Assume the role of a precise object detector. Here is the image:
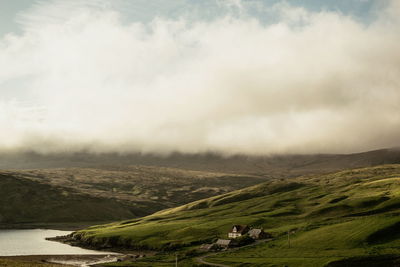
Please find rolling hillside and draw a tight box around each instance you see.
[70,165,400,266]
[0,166,264,227]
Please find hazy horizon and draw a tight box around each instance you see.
[1,0,400,156]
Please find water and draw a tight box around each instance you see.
[0,229,113,256]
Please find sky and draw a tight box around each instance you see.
[0,0,399,155]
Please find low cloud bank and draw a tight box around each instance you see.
[0,0,400,155]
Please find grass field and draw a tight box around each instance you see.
[72,165,400,266]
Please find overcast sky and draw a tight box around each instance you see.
[0,0,399,155]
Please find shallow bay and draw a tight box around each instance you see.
[0,229,111,256]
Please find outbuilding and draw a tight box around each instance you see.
[215,239,237,248]
[248,228,271,240]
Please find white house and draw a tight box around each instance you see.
[228,225,249,238]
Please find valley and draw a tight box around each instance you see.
[0,166,264,227]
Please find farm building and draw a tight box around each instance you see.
[228,225,249,238]
[200,243,217,251]
[248,228,271,239]
[215,239,237,248]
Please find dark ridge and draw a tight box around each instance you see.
[329,195,349,204]
[1,148,400,177]
[308,205,353,217]
[366,222,400,245]
[326,255,400,267]
[347,200,400,217]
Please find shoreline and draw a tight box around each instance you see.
[0,221,117,231]
[1,252,156,266]
[47,234,158,256]
[0,255,120,266]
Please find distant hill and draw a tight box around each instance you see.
[71,164,400,266]
[0,166,264,228]
[1,148,400,178]
[0,173,134,227]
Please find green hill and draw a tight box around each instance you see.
[70,165,400,266]
[0,167,263,228]
[0,173,135,227]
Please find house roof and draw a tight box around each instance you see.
[248,229,263,236]
[230,224,249,233]
[216,239,232,246]
[200,244,214,250]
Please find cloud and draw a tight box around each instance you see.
[0,0,399,155]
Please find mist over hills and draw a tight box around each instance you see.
[1,148,400,178]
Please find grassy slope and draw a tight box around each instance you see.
[0,167,264,226]
[0,174,135,225]
[74,165,400,266]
